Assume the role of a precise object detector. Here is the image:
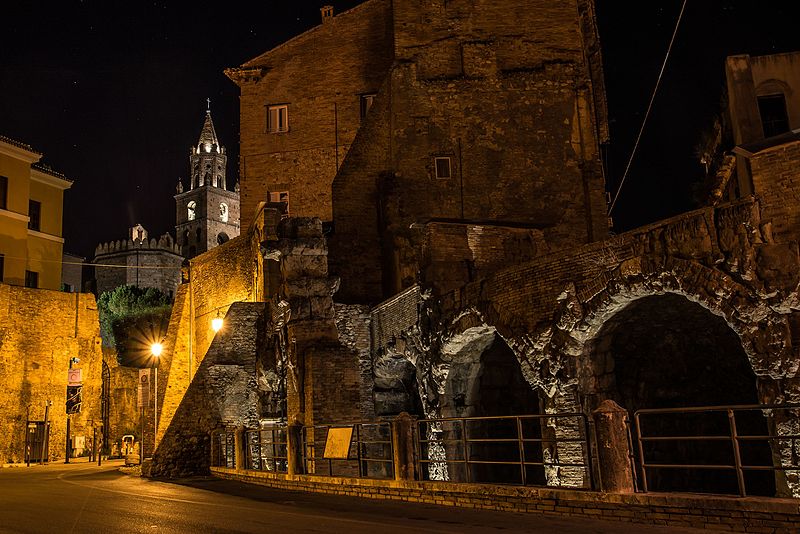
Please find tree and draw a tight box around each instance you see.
[97,285,172,365]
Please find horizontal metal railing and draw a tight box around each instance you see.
[634,403,800,496]
[245,425,288,473]
[211,430,236,468]
[415,413,594,489]
[302,421,394,479]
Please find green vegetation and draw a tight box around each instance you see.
[97,285,172,365]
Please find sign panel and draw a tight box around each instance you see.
[137,384,149,409]
[323,427,354,459]
[67,368,82,386]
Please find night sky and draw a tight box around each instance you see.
[2,1,799,259]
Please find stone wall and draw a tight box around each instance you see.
[214,467,800,534]
[0,284,104,463]
[149,302,265,477]
[750,139,800,245]
[93,234,183,298]
[331,0,609,303]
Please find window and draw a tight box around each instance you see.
[25,270,38,289]
[217,232,230,245]
[434,157,452,180]
[360,94,376,119]
[28,200,41,231]
[196,227,203,244]
[183,230,190,246]
[268,104,289,133]
[0,253,4,282]
[187,201,196,221]
[219,203,229,223]
[0,175,7,210]
[758,94,790,138]
[268,191,290,215]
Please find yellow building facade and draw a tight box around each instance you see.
[0,135,72,290]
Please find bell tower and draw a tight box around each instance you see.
[175,103,240,258]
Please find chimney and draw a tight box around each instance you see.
[321,5,334,23]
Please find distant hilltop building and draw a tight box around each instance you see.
[93,107,240,296]
[0,134,73,290]
[93,224,183,297]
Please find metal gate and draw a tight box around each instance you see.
[25,421,50,463]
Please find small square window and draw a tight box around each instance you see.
[434,157,452,180]
[28,200,41,231]
[25,270,38,289]
[360,94,376,119]
[267,104,289,133]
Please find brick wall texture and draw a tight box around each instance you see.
[229,0,609,303]
[213,467,800,534]
[0,284,104,462]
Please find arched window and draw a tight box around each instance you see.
[183,230,190,246]
[196,227,202,244]
[217,232,230,245]
[187,201,196,221]
[219,202,229,222]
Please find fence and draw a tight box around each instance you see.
[302,421,394,479]
[634,404,800,497]
[245,425,288,473]
[211,429,236,468]
[415,413,594,489]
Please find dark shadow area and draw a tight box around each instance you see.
[591,293,774,496]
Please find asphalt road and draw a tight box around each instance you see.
[0,460,703,533]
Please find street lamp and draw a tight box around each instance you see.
[211,310,224,333]
[150,343,162,455]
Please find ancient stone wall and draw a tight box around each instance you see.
[93,235,183,298]
[228,0,394,228]
[0,284,104,462]
[149,303,265,477]
[331,0,608,302]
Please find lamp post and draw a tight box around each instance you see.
[150,343,162,456]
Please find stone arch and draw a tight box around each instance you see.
[538,258,794,496]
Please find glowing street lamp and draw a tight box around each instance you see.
[211,311,224,333]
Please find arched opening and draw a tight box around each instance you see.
[587,293,774,495]
[217,232,229,245]
[187,201,196,221]
[438,329,544,485]
[196,228,203,244]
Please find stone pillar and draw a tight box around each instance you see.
[592,400,635,493]
[287,422,304,476]
[392,412,416,481]
[234,427,246,471]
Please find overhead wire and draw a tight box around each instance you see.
[608,0,689,216]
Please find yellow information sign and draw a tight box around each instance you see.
[324,427,354,459]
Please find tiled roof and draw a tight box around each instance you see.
[0,134,40,155]
[32,162,73,183]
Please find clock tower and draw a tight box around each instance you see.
[175,106,240,258]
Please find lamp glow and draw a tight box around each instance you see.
[212,316,224,332]
[151,343,163,357]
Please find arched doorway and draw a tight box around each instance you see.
[439,329,544,484]
[586,293,774,495]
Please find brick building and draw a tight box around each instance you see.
[227,0,608,302]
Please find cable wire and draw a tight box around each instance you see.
[608,0,689,216]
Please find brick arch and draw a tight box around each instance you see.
[550,257,792,400]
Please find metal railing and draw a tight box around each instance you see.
[246,425,288,473]
[634,404,800,496]
[302,421,394,479]
[211,429,236,468]
[415,413,594,489]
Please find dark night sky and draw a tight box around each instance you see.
[2,1,799,259]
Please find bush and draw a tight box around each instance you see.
[97,285,172,365]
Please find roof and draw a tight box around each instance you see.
[197,111,221,150]
[32,162,72,183]
[734,129,800,157]
[0,134,40,155]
